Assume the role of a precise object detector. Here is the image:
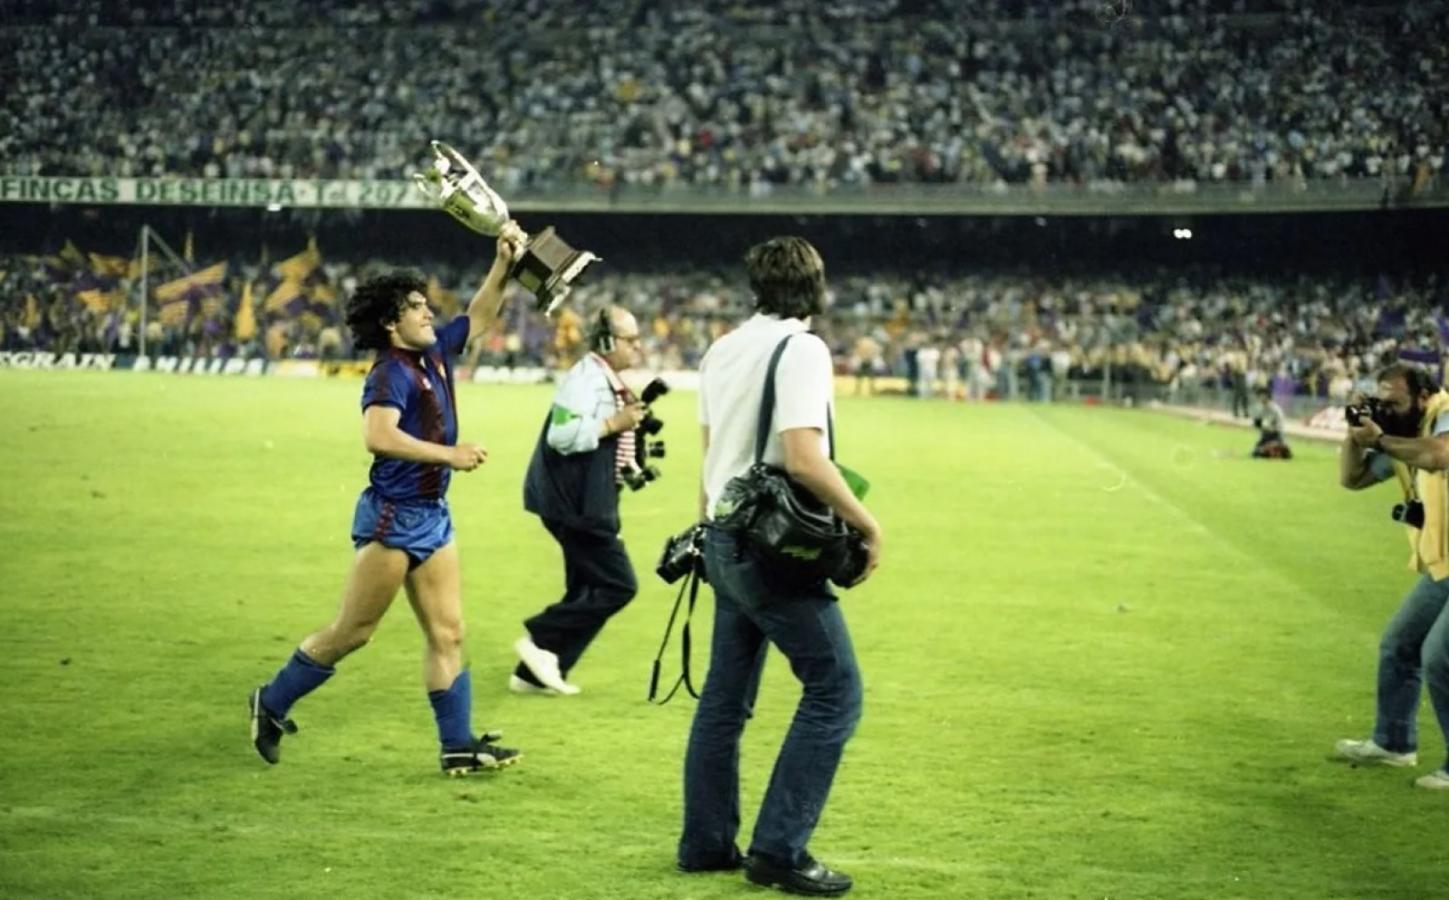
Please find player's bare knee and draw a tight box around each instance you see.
[427,619,465,651]
[335,620,380,654]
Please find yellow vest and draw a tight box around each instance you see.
[1390,390,1449,579]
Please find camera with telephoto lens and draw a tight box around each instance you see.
[1393,500,1426,529]
[621,377,670,491]
[638,377,669,437]
[656,523,704,584]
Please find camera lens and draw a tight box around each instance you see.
[640,378,670,405]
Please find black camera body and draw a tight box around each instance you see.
[621,464,661,491]
[640,378,670,406]
[1345,397,1386,428]
[1393,500,1426,529]
[623,377,670,492]
[657,523,704,584]
[833,531,871,588]
[638,377,669,437]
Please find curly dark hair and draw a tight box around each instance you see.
[346,270,427,350]
[744,236,826,320]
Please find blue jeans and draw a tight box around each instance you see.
[1373,573,1449,766]
[678,528,863,869]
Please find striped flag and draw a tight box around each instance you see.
[263,278,308,316]
[88,252,133,279]
[153,261,227,326]
[272,237,321,284]
[76,288,123,313]
[267,236,334,321]
[153,262,227,304]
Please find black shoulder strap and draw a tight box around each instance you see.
[755,334,835,464]
[755,336,793,463]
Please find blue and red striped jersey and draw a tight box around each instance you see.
[360,316,470,501]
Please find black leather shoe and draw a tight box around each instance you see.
[677,846,744,873]
[744,853,853,896]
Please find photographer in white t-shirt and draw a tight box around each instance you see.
[677,236,881,896]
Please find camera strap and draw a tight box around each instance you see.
[1389,458,1418,501]
[648,564,703,705]
[757,334,835,464]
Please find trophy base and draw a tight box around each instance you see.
[513,226,601,316]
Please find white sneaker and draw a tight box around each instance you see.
[507,674,560,697]
[1333,738,1417,767]
[512,636,580,695]
[1414,769,1449,790]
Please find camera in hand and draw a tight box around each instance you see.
[1393,499,1426,529]
[1347,395,1426,440]
[832,530,871,587]
[638,378,669,437]
[621,377,670,492]
[1344,397,1385,428]
[657,523,704,584]
[621,464,660,491]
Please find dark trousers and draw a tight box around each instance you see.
[520,517,637,679]
[1252,430,1291,458]
[678,527,863,869]
[1231,375,1250,417]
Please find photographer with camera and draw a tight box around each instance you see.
[676,236,881,896]
[1250,386,1291,459]
[1335,362,1449,790]
[514,305,647,696]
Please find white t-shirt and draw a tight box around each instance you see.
[699,313,834,518]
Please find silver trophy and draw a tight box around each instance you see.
[413,140,600,316]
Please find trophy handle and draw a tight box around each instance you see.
[413,141,510,236]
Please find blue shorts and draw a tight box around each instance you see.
[351,488,454,569]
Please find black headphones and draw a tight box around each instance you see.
[592,307,615,353]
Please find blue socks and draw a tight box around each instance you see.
[259,651,472,751]
[428,669,473,750]
[259,648,335,718]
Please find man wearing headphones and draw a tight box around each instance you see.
[1336,362,1449,791]
[514,306,647,695]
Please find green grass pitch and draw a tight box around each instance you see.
[1,369,1445,899]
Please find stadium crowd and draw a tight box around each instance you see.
[1,0,1444,190]
[3,246,1443,411]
